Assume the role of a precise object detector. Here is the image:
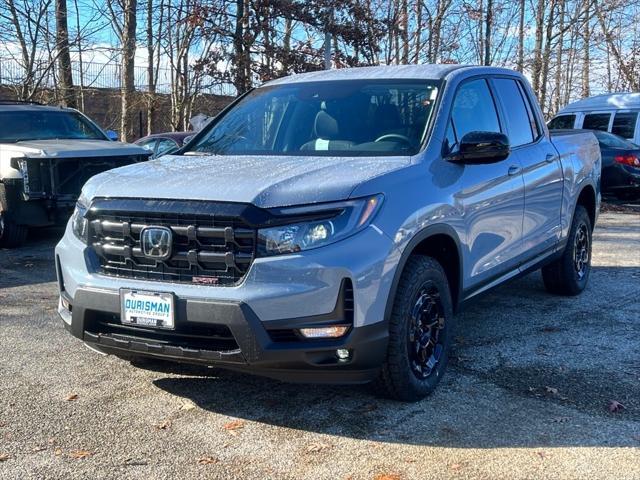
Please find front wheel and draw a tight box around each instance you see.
[375,256,455,402]
[0,214,28,248]
[541,205,592,296]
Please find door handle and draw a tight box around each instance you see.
[508,165,521,176]
[545,153,558,163]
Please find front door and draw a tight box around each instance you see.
[447,78,526,291]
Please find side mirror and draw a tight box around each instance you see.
[447,131,510,164]
[106,130,119,141]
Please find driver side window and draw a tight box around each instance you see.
[450,79,501,142]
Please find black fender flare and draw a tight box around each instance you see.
[383,223,464,325]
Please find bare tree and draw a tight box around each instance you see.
[55,0,75,107]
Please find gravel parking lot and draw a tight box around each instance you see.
[1,206,639,480]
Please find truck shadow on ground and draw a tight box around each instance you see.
[0,227,63,288]
[149,266,640,449]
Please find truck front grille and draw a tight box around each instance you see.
[17,155,148,201]
[88,200,258,285]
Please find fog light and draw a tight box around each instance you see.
[336,349,350,360]
[298,325,349,338]
[61,296,71,311]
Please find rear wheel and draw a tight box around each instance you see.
[375,256,454,402]
[541,205,592,296]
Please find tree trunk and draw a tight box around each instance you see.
[484,0,493,66]
[55,0,75,108]
[581,0,590,98]
[73,0,85,110]
[517,0,525,71]
[121,0,138,141]
[400,0,409,64]
[553,0,566,114]
[146,0,155,135]
[531,0,545,97]
[233,0,251,93]
[539,0,557,111]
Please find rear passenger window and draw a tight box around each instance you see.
[548,114,576,130]
[492,78,534,147]
[582,113,611,131]
[611,112,638,139]
[450,79,500,140]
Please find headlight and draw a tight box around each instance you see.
[71,195,89,244]
[258,195,383,256]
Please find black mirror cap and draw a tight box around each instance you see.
[447,131,511,164]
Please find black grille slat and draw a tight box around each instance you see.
[89,204,257,285]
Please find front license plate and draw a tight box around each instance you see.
[120,289,175,329]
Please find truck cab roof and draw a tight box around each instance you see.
[263,64,523,86]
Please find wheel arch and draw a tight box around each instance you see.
[384,224,463,323]
[575,183,597,230]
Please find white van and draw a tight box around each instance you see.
[548,93,640,144]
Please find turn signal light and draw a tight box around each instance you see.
[299,326,349,338]
[614,154,640,167]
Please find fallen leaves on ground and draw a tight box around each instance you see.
[197,456,218,465]
[374,474,401,480]
[0,453,10,462]
[609,400,625,413]
[306,442,331,453]
[222,420,245,435]
[65,393,78,401]
[154,419,171,430]
[68,449,93,459]
[360,403,378,413]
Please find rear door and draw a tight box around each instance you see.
[491,77,564,259]
[446,78,525,289]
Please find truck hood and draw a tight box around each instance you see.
[83,154,410,208]
[10,139,147,158]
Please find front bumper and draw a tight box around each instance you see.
[55,220,397,383]
[59,287,387,383]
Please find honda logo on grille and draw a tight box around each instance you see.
[141,227,172,260]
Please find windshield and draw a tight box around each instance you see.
[0,110,106,142]
[190,79,440,157]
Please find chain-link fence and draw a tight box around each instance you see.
[0,57,236,97]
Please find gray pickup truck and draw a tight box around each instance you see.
[0,102,150,247]
[56,65,600,401]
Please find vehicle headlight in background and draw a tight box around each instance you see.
[71,195,89,244]
[258,195,383,256]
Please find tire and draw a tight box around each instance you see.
[0,184,28,248]
[375,255,455,402]
[541,205,592,296]
[0,214,28,248]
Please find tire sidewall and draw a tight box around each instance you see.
[390,258,455,399]
[567,206,592,293]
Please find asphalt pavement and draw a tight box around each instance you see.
[0,208,639,480]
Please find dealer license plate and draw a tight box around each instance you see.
[120,289,175,329]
